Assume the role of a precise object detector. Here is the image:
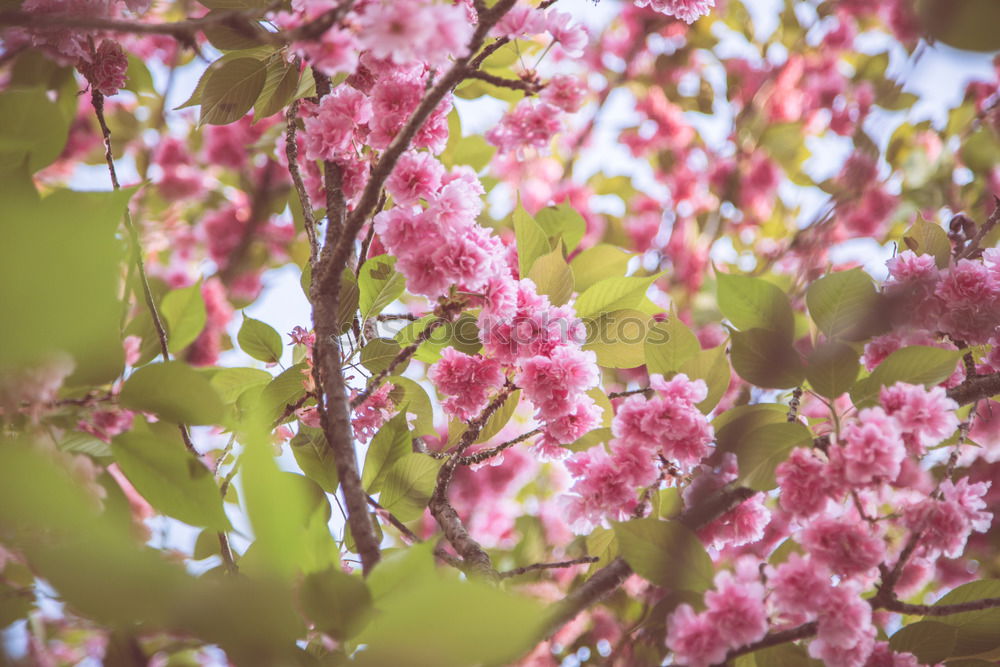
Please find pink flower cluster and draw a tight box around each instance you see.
[634,0,715,24]
[78,39,128,96]
[882,249,1000,345]
[666,565,767,666]
[428,348,505,421]
[562,374,713,530]
[486,100,564,154]
[903,478,992,559]
[492,6,587,56]
[351,382,396,443]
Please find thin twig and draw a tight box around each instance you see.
[284,96,320,269]
[456,427,542,465]
[499,557,599,579]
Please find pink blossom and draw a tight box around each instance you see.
[608,438,660,487]
[880,382,959,455]
[79,39,128,96]
[701,494,770,549]
[665,604,728,667]
[351,383,395,443]
[518,346,599,420]
[78,409,134,443]
[359,0,471,68]
[767,553,832,617]
[493,6,547,38]
[563,447,639,530]
[292,28,358,77]
[302,86,372,161]
[865,642,921,667]
[809,629,875,667]
[703,571,768,648]
[816,582,873,649]
[634,0,715,24]
[429,348,506,422]
[838,407,905,486]
[537,395,603,451]
[386,151,445,206]
[776,447,836,517]
[885,250,938,284]
[544,10,588,57]
[541,75,588,113]
[801,515,885,577]
[486,100,563,154]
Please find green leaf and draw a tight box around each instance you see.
[367,542,437,602]
[735,422,813,491]
[575,273,663,318]
[446,134,496,171]
[253,55,301,120]
[733,643,821,667]
[120,361,225,425]
[613,518,714,592]
[360,337,402,375]
[362,411,412,493]
[359,255,405,320]
[717,272,794,335]
[850,346,963,408]
[0,88,69,172]
[238,315,283,364]
[527,243,574,306]
[889,620,959,664]
[570,244,633,292]
[209,367,272,403]
[585,527,618,572]
[476,389,520,444]
[299,568,373,641]
[387,376,435,437]
[582,309,651,369]
[806,341,861,399]
[202,11,269,50]
[512,202,550,277]
[678,344,731,413]
[731,328,805,390]
[645,316,701,375]
[930,579,1000,658]
[903,218,952,269]
[378,454,441,522]
[714,404,789,454]
[199,57,268,126]
[161,282,207,354]
[535,204,586,251]
[806,269,879,339]
[355,575,544,667]
[112,429,230,531]
[290,426,338,494]
[258,362,308,424]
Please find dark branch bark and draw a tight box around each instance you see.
[718,622,819,663]
[947,372,1000,406]
[500,557,599,579]
[882,596,1000,616]
[540,486,757,641]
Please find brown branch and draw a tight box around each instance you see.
[428,384,515,581]
[284,96,320,269]
[0,2,351,49]
[882,596,1000,616]
[608,387,653,399]
[500,557,599,579]
[947,371,1000,406]
[463,68,543,94]
[717,622,819,663]
[541,486,757,640]
[456,427,542,466]
[958,196,1000,260]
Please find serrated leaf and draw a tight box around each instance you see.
[378,454,441,522]
[200,57,268,126]
[254,55,301,120]
[889,621,958,664]
[806,341,861,399]
[360,338,402,375]
[259,362,308,424]
[359,255,405,320]
[473,389,520,444]
[645,316,701,375]
[570,244,633,293]
[613,518,714,592]
[290,426,338,494]
[806,269,878,340]
[161,282,207,354]
[850,346,962,408]
[527,243,574,306]
[717,272,794,335]
[238,315,283,364]
[930,579,1000,658]
[735,422,812,491]
[574,273,663,318]
[299,567,373,641]
[535,204,586,251]
[120,361,225,425]
[386,376,435,437]
[512,202,550,277]
[582,309,651,369]
[210,367,273,403]
[362,412,411,493]
[731,328,805,390]
[112,429,230,530]
[202,11,270,50]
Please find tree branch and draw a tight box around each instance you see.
[540,486,757,640]
[947,372,1000,406]
[500,557,599,579]
[284,96,320,269]
[882,596,1000,617]
[718,622,819,663]
[456,427,542,465]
